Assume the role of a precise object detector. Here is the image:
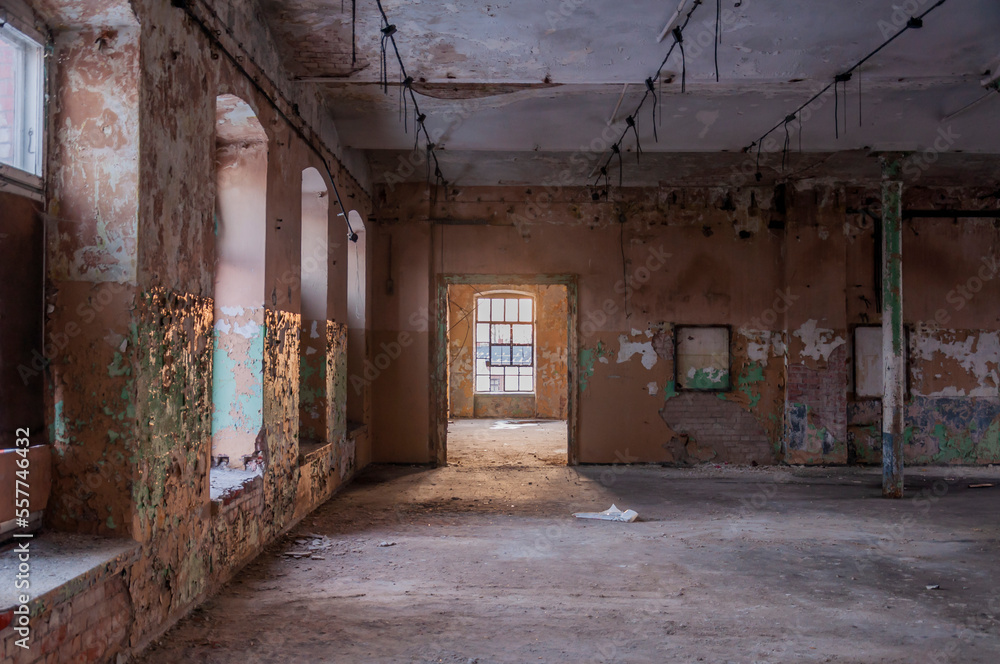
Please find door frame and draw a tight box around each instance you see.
[432,274,579,466]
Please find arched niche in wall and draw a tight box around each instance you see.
[346,210,367,427]
[211,94,268,469]
[299,166,329,449]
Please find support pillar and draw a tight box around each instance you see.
[881,158,904,498]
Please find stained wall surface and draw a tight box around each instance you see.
[370,182,1000,467]
[0,0,373,660]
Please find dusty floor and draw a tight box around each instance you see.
[446,418,567,467]
[136,424,1000,663]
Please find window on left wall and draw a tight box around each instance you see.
[0,22,44,182]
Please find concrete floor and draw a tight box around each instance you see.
[446,418,568,467]
[137,427,1000,663]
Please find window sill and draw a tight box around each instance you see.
[0,164,43,203]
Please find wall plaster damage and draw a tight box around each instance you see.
[2,0,1000,661]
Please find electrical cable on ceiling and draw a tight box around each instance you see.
[351,0,357,65]
[857,64,862,127]
[740,0,949,179]
[674,27,687,94]
[626,115,642,161]
[171,0,360,242]
[375,0,447,190]
[645,77,658,142]
[589,0,706,198]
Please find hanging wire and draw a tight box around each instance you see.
[781,115,792,171]
[674,27,687,93]
[714,0,721,82]
[741,0,948,156]
[176,0,359,242]
[626,116,642,161]
[645,77,658,142]
[375,0,448,188]
[859,67,864,127]
[590,0,704,189]
[351,0,357,65]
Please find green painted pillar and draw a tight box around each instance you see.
[881,158,904,498]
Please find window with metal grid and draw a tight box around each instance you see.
[474,296,534,393]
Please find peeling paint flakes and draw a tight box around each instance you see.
[794,320,845,362]
[646,381,658,396]
[233,320,261,339]
[617,335,658,370]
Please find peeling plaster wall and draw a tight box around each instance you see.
[373,183,789,464]
[44,20,141,537]
[20,0,374,658]
[371,182,1000,467]
[447,283,568,420]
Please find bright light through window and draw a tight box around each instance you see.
[0,23,44,177]
[475,296,534,393]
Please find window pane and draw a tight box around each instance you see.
[505,298,520,322]
[512,346,532,365]
[512,324,532,344]
[477,298,490,322]
[491,324,511,344]
[0,26,44,176]
[505,366,518,376]
[519,376,533,392]
[475,342,489,359]
[490,377,502,392]
[476,323,490,344]
[504,375,518,391]
[490,346,511,365]
[475,358,488,373]
[491,298,504,321]
[476,376,491,392]
[519,299,532,322]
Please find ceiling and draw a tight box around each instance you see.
[261,0,1000,187]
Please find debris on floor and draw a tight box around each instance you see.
[572,504,639,522]
[283,534,334,559]
[377,541,397,547]
[969,483,994,489]
[926,584,940,590]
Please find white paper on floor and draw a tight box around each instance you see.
[572,504,639,522]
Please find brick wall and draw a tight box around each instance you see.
[0,562,132,664]
[786,345,849,462]
[660,393,774,465]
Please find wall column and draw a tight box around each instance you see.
[881,158,904,498]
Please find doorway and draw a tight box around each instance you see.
[434,277,577,466]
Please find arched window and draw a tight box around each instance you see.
[474,293,535,393]
[346,211,366,426]
[211,95,267,469]
[299,167,329,448]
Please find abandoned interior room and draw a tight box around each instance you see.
[1,0,1000,661]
